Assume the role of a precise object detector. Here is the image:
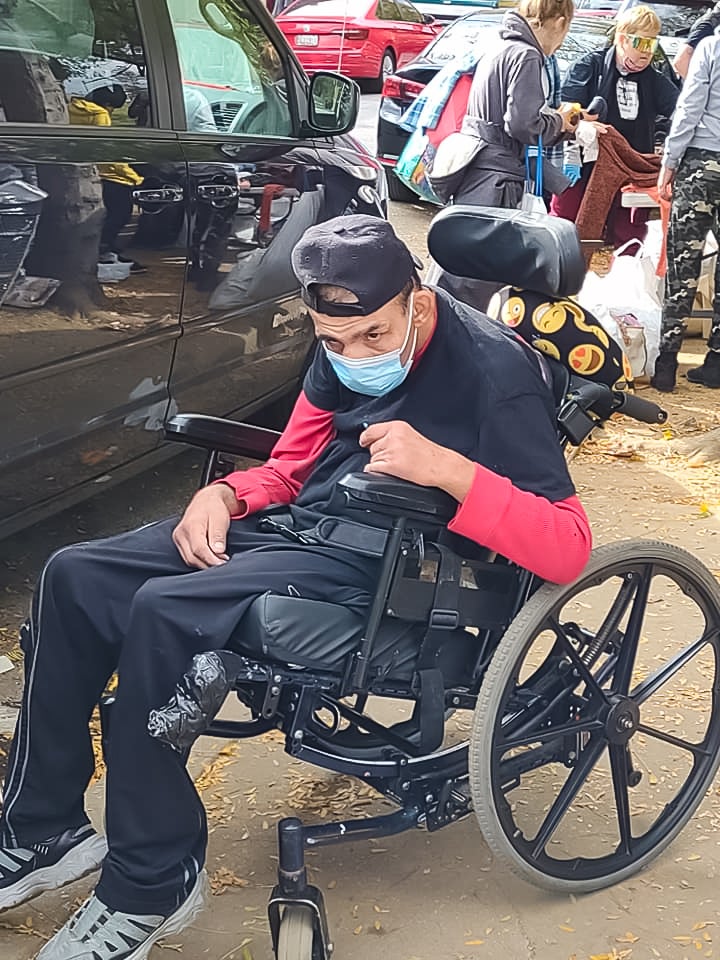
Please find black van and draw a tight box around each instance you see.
[0,0,386,539]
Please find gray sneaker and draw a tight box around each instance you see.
[36,870,207,960]
[0,826,107,913]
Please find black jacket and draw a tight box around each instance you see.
[461,10,568,194]
[561,47,679,154]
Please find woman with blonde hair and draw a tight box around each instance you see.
[550,4,679,247]
[436,0,580,309]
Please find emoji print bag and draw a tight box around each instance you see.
[488,287,629,387]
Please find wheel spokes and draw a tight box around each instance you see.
[637,722,713,759]
[612,565,653,695]
[548,615,610,705]
[530,735,606,858]
[632,628,718,705]
[609,744,633,856]
[592,576,637,663]
[499,717,603,753]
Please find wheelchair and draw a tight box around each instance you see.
[156,208,720,960]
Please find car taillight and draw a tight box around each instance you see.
[332,27,369,39]
[381,75,426,100]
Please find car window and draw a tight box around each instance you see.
[0,0,155,127]
[165,0,293,137]
[376,0,403,20]
[396,1,423,22]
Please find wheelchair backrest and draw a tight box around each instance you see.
[427,206,586,298]
[427,206,625,388]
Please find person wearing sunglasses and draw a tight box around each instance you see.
[550,5,679,247]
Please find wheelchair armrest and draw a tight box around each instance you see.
[165,414,280,459]
[338,472,457,523]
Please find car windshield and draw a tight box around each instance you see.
[282,0,372,16]
[174,23,260,91]
[421,17,503,63]
[575,0,713,37]
[419,13,619,76]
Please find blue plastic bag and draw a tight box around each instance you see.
[394,128,442,205]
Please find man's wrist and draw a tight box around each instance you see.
[433,451,476,503]
[213,482,244,511]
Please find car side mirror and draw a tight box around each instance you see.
[422,14,435,24]
[306,72,359,136]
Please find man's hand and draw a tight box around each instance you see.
[172,484,239,569]
[658,165,674,202]
[359,421,475,502]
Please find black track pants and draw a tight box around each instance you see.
[0,516,377,915]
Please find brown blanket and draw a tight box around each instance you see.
[575,127,660,241]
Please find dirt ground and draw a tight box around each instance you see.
[0,338,718,960]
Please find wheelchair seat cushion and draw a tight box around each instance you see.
[427,205,586,299]
[233,592,423,681]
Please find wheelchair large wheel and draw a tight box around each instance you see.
[276,905,315,960]
[470,540,720,893]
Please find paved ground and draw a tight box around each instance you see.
[1,100,720,960]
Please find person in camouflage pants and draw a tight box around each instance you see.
[653,31,720,392]
[660,149,720,354]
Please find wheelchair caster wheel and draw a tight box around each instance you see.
[277,905,316,960]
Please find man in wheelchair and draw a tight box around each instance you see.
[0,215,593,960]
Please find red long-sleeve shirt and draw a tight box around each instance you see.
[219,391,591,585]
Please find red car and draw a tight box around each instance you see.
[277,0,441,90]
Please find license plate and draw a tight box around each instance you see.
[296,34,318,45]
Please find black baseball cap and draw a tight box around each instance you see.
[291,215,421,317]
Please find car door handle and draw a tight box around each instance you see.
[133,186,185,203]
[197,184,240,200]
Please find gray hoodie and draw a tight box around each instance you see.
[664,32,720,169]
[461,9,567,193]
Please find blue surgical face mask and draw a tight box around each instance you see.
[323,294,417,397]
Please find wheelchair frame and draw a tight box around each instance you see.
[159,365,718,960]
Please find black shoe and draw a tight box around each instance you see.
[115,254,147,274]
[687,350,720,388]
[650,352,678,392]
[0,825,107,913]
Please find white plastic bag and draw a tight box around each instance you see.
[520,191,547,214]
[576,239,661,377]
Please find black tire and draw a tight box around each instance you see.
[365,48,396,93]
[277,905,315,960]
[470,540,720,893]
[386,167,417,203]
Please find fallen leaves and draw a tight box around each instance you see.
[0,916,47,940]
[615,932,640,944]
[209,867,250,896]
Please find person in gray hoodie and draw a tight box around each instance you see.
[651,29,720,392]
[436,0,578,310]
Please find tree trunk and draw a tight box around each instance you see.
[1,51,107,317]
